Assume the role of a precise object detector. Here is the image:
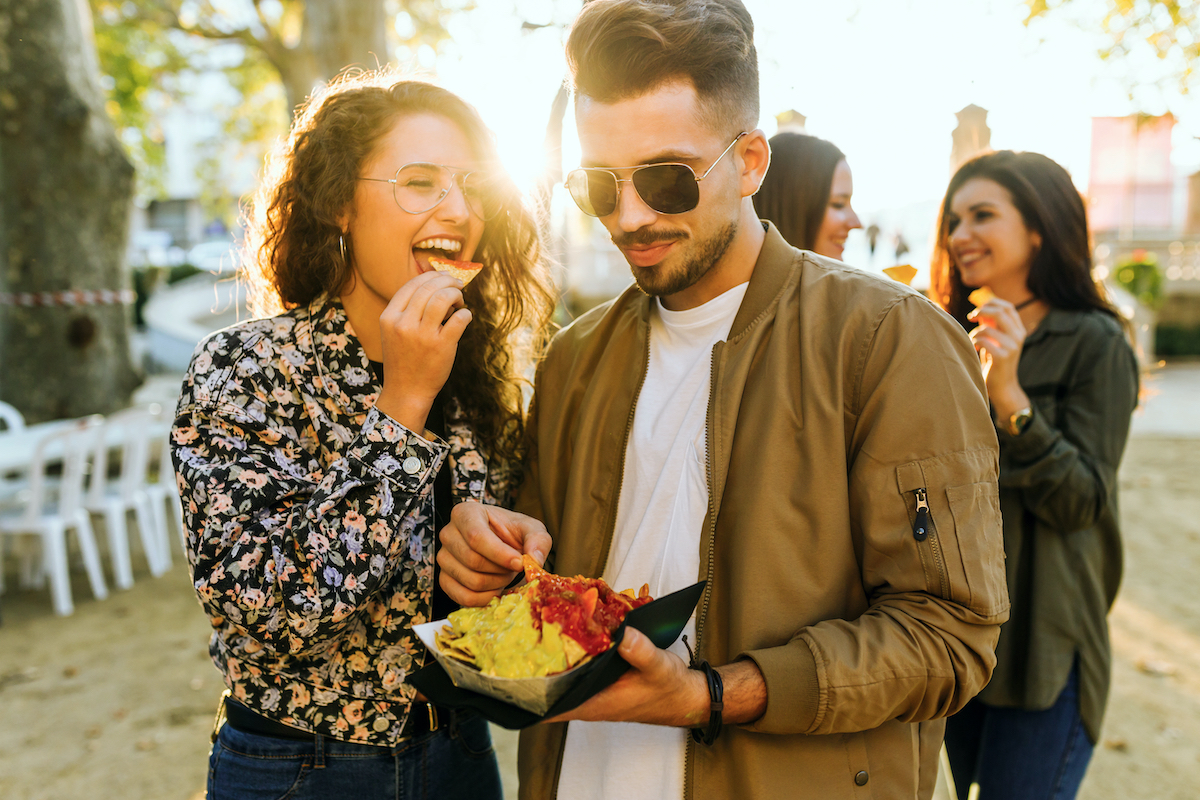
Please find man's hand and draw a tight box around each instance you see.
[438,503,552,606]
[546,629,767,728]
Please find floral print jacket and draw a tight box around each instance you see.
[171,297,517,745]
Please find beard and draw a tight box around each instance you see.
[617,219,738,299]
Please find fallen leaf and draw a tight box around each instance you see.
[1104,738,1129,752]
[63,666,78,678]
[1136,657,1177,677]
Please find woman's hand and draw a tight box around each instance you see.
[375,271,471,434]
[438,503,552,607]
[968,297,1031,423]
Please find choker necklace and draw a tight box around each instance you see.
[1014,297,1038,311]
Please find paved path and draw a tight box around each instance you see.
[1130,362,1200,438]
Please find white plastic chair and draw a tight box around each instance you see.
[0,402,29,509]
[146,429,184,569]
[0,416,109,616]
[84,405,172,588]
[0,401,25,433]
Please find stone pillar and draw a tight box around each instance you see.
[951,105,991,175]
[1186,170,1200,234]
[775,109,807,135]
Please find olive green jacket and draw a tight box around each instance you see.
[515,225,1010,799]
[977,308,1138,743]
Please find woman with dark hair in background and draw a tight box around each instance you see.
[931,150,1138,800]
[752,132,861,259]
[170,71,555,799]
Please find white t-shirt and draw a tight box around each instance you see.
[555,282,749,800]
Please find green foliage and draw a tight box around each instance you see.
[91,0,191,197]
[1114,250,1165,309]
[91,0,473,216]
[1025,0,1199,97]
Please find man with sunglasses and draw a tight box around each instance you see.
[438,1,1008,798]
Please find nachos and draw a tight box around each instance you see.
[434,556,653,679]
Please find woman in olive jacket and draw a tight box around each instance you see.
[931,150,1139,800]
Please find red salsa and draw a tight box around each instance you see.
[528,574,653,657]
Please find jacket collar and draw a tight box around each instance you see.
[624,221,799,336]
[728,222,800,340]
[304,296,378,417]
[1025,307,1086,346]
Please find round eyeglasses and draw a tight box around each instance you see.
[566,133,747,217]
[358,162,501,220]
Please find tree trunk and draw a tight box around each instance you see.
[274,0,390,114]
[0,0,139,423]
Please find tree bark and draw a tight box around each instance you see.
[273,0,390,114]
[0,0,139,423]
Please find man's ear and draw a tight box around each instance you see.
[738,129,770,199]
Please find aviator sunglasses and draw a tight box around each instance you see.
[566,132,747,218]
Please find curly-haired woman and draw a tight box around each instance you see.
[171,72,555,799]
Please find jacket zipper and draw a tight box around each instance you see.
[912,488,949,598]
[684,342,723,800]
[912,488,930,541]
[553,318,652,800]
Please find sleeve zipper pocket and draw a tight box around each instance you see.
[912,487,930,541]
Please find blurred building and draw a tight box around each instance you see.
[1087,113,1200,357]
[127,66,258,268]
[1088,115,1176,234]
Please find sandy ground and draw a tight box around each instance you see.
[1,436,1197,799]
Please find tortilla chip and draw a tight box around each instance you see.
[968,287,995,307]
[562,635,589,669]
[429,255,483,285]
[882,264,917,286]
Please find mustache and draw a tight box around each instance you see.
[611,228,689,248]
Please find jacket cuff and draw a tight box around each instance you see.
[996,406,1056,463]
[737,639,820,734]
[347,407,448,491]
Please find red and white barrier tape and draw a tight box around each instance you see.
[0,289,136,307]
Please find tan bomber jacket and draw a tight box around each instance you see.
[515,225,1009,799]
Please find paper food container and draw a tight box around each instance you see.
[410,580,706,728]
[414,619,589,715]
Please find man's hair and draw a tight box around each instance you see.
[566,0,759,133]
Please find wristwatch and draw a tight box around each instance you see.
[1005,406,1034,437]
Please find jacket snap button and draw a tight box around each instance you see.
[402,456,422,474]
[854,770,869,786]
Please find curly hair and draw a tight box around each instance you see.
[241,71,556,463]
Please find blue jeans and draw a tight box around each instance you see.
[208,711,502,800]
[945,664,1094,800]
